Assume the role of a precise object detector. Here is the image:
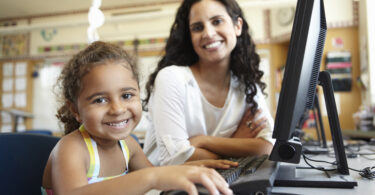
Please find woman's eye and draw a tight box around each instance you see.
[93,97,107,104]
[212,19,223,25]
[191,25,203,32]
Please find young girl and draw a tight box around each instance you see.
[143,0,274,166]
[42,41,234,195]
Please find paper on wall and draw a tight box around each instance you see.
[2,78,13,91]
[15,77,27,91]
[320,93,341,116]
[15,92,27,108]
[17,124,26,132]
[0,124,13,133]
[1,93,13,108]
[2,62,13,76]
[15,62,27,76]
[1,112,12,123]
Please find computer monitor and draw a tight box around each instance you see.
[268,0,357,188]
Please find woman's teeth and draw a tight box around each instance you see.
[205,41,221,49]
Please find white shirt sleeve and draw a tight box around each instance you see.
[149,67,195,165]
[252,86,275,144]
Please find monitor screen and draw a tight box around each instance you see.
[269,0,326,164]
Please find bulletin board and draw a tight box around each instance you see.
[0,60,34,132]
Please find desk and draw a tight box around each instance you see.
[272,144,375,195]
[146,144,375,195]
[1,109,33,132]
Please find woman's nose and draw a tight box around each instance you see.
[202,24,216,38]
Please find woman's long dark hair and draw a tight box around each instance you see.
[144,0,266,114]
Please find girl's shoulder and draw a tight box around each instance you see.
[52,130,87,159]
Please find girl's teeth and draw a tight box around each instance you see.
[108,120,128,127]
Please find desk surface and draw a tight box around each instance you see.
[146,144,375,195]
[272,144,374,195]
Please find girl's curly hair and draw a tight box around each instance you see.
[55,41,138,135]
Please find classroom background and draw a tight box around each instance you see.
[0,0,374,141]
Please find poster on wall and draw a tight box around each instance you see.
[325,51,352,92]
[2,34,28,57]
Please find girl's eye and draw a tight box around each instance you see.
[122,93,133,100]
[93,97,107,104]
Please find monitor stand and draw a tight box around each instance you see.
[274,71,357,188]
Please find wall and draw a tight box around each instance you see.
[0,0,361,134]
[319,27,361,139]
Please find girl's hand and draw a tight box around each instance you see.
[232,109,267,138]
[149,166,233,195]
[184,159,238,169]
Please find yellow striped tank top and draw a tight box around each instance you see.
[79,125,130,184]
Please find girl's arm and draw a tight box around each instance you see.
[56,165,232,195]
[51,133,232,195]
[126,135,153,171]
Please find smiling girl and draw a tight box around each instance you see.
[41,41,233,195]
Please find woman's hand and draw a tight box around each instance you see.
[184,159,238,169]
[189,135,206,148]
[148,165,233,195]
[231,109,267,138]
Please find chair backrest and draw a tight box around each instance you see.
[0,133,59,195]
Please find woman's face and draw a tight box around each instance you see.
[189,0,242,65]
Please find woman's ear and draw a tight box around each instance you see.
[67,101,82,123]
[235,17,243,36]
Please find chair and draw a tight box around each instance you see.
[0,133,60,195]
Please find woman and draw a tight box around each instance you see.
[143,0,274,166]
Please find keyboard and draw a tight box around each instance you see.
[217,154,279,195]
[162,155,279,195]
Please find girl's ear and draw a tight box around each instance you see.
[67,101,82,123]
[235,17,243,36]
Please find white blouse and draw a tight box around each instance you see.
[143,65,274,165]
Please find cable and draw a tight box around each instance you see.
[302,154,375,180]
[349,166,375,180]
[302,154,336,171]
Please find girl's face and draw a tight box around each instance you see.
[72,63,142,142]
[189,0,242,65]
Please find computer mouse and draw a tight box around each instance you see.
[160,184,214,195]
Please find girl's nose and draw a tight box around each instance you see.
[109,100,126,115]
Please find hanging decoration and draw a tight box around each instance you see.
[87,0,105,43]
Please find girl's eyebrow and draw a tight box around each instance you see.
[86,92,106,101]
[121,87,138,92]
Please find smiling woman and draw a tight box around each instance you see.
[143,0,274,166]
